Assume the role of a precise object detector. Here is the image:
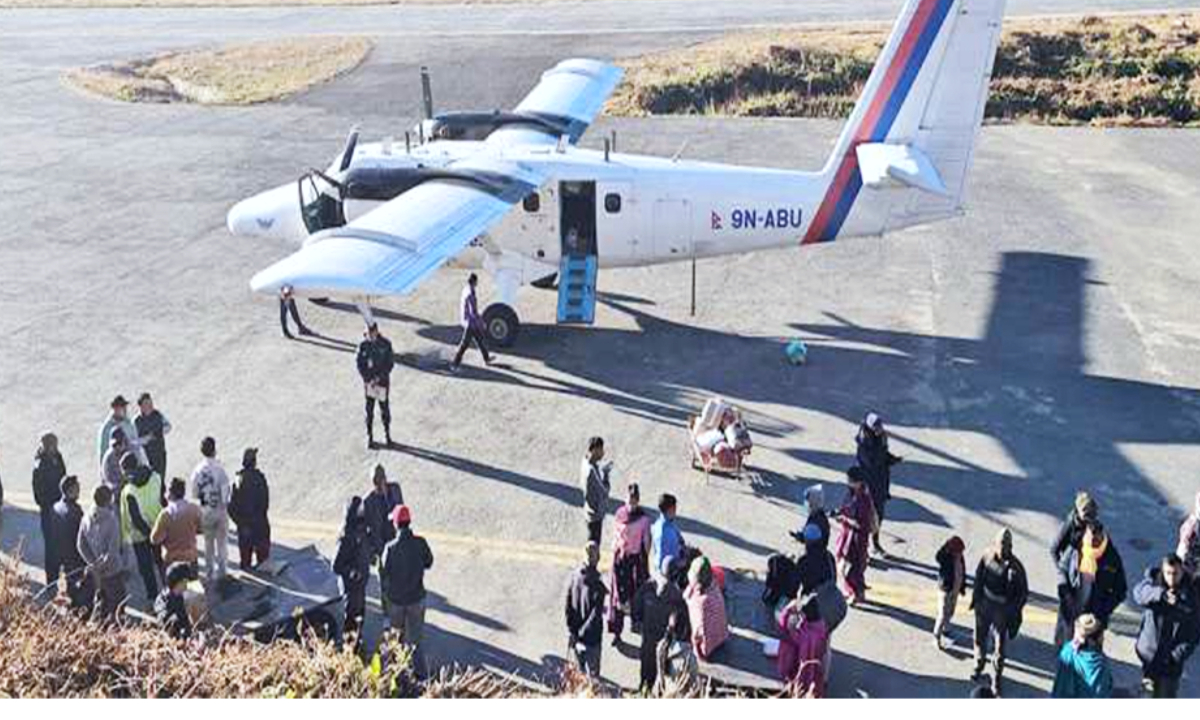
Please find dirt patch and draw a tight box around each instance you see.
[609,13,1200,127]
[63,37,373,106]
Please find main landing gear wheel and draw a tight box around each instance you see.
[483,303,520,348]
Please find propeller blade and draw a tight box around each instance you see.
[339,126,360,172]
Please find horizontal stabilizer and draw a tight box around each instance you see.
[856,143,948,196]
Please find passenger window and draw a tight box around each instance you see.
[523,192,540,213]
[604,193,622,214]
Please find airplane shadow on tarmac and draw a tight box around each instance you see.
[406,252,1200,572]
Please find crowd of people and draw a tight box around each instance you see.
[3,385,1200,699]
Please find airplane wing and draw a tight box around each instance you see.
[491,58,624,146]
[249,157,542,298]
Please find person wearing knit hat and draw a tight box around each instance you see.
[970,526,1028,696]
[1050,490,1100,565]
[933,536,967,650]
[379,503,433,678]
[1051,613,1113,698]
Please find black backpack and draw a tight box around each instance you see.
[762,553,800,606]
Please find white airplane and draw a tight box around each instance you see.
[229,0,1006,348]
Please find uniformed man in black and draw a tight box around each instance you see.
[356,323,395,448]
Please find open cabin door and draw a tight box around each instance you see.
[557,180,598,325]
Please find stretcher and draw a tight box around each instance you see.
[688,398,753,479]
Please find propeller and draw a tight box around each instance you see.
[338,126,360,172]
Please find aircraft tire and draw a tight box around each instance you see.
[483,303,520,348]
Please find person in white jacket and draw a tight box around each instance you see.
[190,436,231,583]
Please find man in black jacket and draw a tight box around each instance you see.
[51,475,92,614]
[32,432,67,592]
[855,412,901,556]
[565,542,609,678]
[633,555,688,694]
[970,527,1028,696]
[356,323,395,448]
[1134,554,1199,698]
[380,505,433,677]
[1055,521,1127,646]
[363,464,403,560]
[1050,491,1098,565]
[229,448,270,570]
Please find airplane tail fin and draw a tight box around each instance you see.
[803,0,1006,244]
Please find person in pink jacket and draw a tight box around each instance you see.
[607,483,652,644]
[778,596,830,697]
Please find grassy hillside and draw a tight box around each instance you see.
[608,13,1200,127]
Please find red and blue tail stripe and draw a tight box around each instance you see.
[802,0,955,245]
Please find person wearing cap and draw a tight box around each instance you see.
[633,554,687,694]
[333,496,372,650]
[1051,491,1099,565]
[580,437,612,545]
[1051,613,1113,698]
[565,542,609,677]
[134,392,172,485]
[450,273,493,372]
[98,395,146,466]
[380,504,434,677]
[1054,521,1127,647]
[855,412,901,557]
[933,536,967,650]
[151,477,202,574]
[356,322,395,449]
[970,527,1028,696]
[100,428,129,495]
[278,284,313,340]
[51,475,92,614]
[190,437,231,583]
[155,561,194,640]
[1133,553,1199,698]
[229,448,271,571]
[77,485,127,624]
[32,432,67,592]
[121,453,164,598]
[834,466,873,605]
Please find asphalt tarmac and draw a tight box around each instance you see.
[2,0,1200,698]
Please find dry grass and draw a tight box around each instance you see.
[608,12,1200,127]
[0,555,741,698]
[63,37,373,106]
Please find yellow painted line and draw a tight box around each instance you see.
[1,493,1060,622]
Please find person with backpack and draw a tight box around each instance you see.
[607,482,652,644]
[934,536,967,650]
[333,497,372,651]
[834,467,873,605]
[229,448,271,570]
[1054,521,1127,647]
[855,412,901,556]
[1133,554,1199,698]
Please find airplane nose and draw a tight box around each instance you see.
[226,183,303,241]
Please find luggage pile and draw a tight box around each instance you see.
[688,397,753,478]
